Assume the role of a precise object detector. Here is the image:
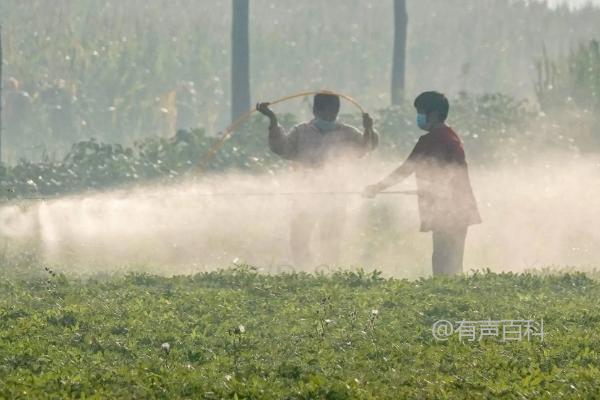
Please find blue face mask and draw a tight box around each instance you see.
[314,117,337,132]
[416,113,428,130]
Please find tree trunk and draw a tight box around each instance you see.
[231,0,250,122]
[391,0,408,106]
[0,27,3,164]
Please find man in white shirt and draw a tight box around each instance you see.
[257,93,378,266]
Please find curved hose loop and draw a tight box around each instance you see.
[196,89,368,173]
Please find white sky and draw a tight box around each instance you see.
[545,0,600,7]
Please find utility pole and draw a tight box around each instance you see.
[0,26,3,164]
[391,0,408,106]
[231,0,251,122]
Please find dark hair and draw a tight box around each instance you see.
[313,93,341,114]
[414,91,449,122]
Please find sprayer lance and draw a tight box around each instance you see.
[0,190,417,204]
[188,190,418,197]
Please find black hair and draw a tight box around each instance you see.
[313,93,341,114]
[414,91,449,122]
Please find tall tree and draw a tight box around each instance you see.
[391,0,408,106]
[231,0,250,122]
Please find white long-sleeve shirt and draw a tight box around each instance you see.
[269,118,378,168]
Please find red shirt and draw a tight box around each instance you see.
[405,125,481,232]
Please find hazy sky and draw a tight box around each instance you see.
[547,0,600,7]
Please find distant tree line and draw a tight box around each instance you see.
[0,0,599,162]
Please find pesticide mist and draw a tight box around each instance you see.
[1,153,598,277]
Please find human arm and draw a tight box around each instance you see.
[363,139,421,198]
[257,102,297,159]
[360,113,379,151]
[363,160,415,198]
[256,102,277,128]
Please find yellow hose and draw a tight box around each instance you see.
[196,90,367,172]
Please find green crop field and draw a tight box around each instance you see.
[1,266,600,399]
[2,1,600,399]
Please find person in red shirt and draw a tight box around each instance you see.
[364,91,481,276]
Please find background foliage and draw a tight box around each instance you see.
[0,91,571,201]
[1,83,594,201]
[1,0,600,160]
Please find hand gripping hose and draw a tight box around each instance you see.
[196,89,367,172]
